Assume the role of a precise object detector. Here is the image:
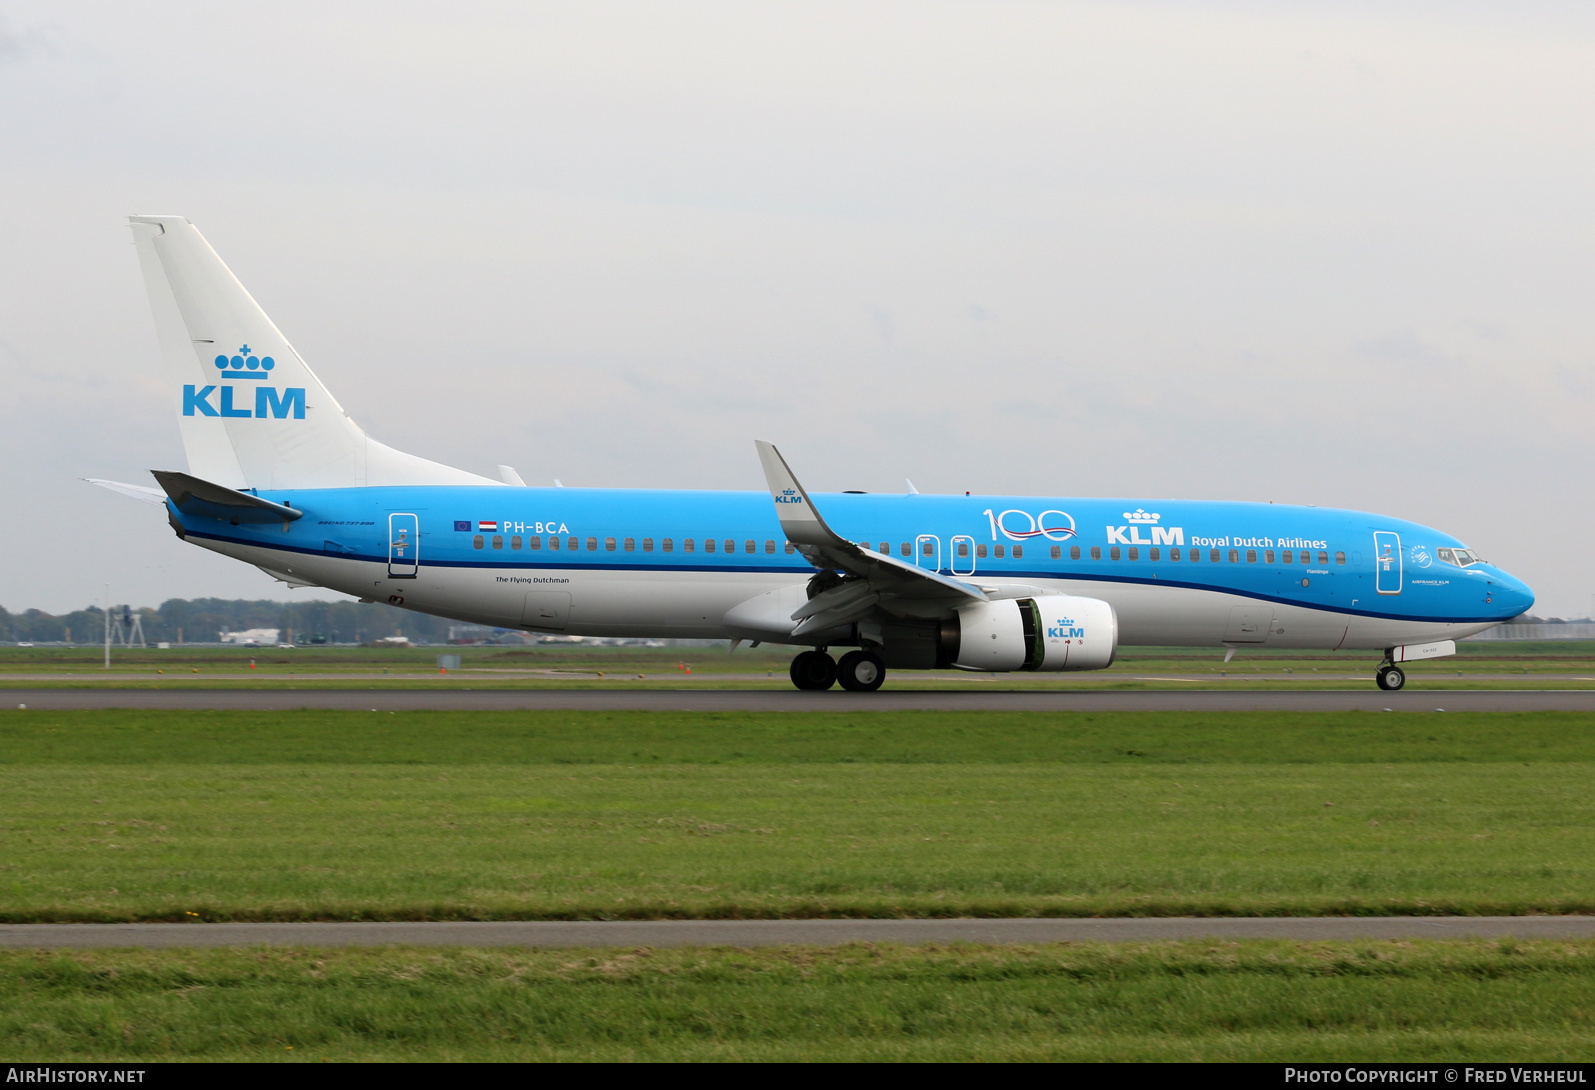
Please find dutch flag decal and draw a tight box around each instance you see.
[478,521,498,532]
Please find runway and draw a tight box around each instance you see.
[7,688,1595,711]
[3,917,1592,948]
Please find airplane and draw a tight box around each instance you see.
[90,216,1534,692]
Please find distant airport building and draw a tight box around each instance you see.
[219,628,280,646]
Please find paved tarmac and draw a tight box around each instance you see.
[7,688,1595,711]
[3,917,1593,948]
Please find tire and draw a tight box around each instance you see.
[837,650,886,692]
[1376,666,1406,692]
[789,650,837,691]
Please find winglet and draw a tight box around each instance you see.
[754,441,842,548]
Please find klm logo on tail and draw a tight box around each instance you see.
[183,345,305,419]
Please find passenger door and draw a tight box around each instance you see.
[915,534,941,574]
[387,513,419,579]
[1374,531,1402,595]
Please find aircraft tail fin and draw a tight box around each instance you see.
[127,216,496,490]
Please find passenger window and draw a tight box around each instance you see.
[1317,551,1328,565]
[977,544,988,558]
[492,535,503,550]
[1170,547,1180,561]
[1149,547,1160,561]
[745,540,755,554]
[473,535,483,549]
[1246,549,1256,563]
[1335,551,1345,565]
[784,542,795,554]
[766,540,776,554]
[704,539,716,553]
[642,538,653,552]
[529,536,541,550]
[511,536,522,550]
[994,544,1005,558]
[624,538,635,552]
[1050,545,1061,559]
[900,543,911,556]
[548,536,560,550]
[1265,550,1275,564]
[1110,546,1120,561]
[957,542,969,557]
[587,537,598,552]
[662,538,673,552]
[1127,547,1138,561]
[725,540,735,554]
[1228,549,1238,563]
[1282,550,1292,564]
[1300,551,1310,565]
[1209,550,1220,563]
[605,537,616,552]
[568,537,578,551]
[1013,545,1023,559]
[1070,546,1081,560]
[1090,546,1101,560]
[684,539,694,553]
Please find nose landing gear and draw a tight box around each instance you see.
[1375,664,1406,691]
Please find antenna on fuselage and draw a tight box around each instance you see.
[905,479,919,494]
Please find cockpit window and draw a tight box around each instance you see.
[1438,547,1481,567]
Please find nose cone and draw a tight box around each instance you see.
[1486,568,1534,619]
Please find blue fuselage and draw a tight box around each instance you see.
[177,486,1533,638]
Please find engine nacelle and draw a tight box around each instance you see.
[944,595,1117,672]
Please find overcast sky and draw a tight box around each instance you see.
[1,1,1591,616]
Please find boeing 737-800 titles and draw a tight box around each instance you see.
[90,217,1533,692]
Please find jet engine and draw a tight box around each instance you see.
[941,595,1117,672]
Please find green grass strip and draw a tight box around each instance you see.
[5,708,1595,764]
[4,940,1592,1061]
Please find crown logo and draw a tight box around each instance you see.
[212,345,276,380]
[1124,508,1160,524]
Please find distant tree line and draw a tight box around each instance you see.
[0,598,461,645]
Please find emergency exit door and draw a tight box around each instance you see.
[388,513,419,579]
[1374,531,1401,595]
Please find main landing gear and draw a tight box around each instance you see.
[789,649,887,692]
[1375,664,1406,692]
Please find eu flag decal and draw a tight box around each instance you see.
[454,521,471,532]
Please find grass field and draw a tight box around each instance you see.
[3,709,1593,921]
[6,940,1593,1061]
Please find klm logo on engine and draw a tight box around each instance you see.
[1047,617,1086,639]
[183,345,305,419]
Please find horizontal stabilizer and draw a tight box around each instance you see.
[84,478,168,507]
[150,470,302,524]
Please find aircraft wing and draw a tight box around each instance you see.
[754,441,986,636]
[150,470,303,525]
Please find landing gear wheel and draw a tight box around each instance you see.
[837,650,886,692]
[1376,665,1406,692]
[789,650,837,691]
